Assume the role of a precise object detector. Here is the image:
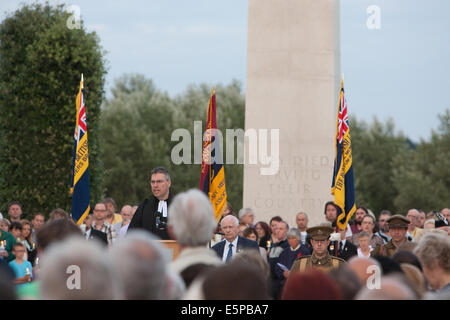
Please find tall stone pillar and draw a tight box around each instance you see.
[244,0,340,228]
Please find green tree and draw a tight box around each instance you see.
[99,74,175,206]
[99,75,245,211]
[393,110,450,212]
[0,4,106,218]
[351,116,410,215]
[173,80,245,211]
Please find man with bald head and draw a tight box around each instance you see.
[356,275,417,300]
[117,205,134,238]
[348,256,381,285]
[406,209,424,240]
[211,215,259,262]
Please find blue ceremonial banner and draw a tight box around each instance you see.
[331,78,356,230]
[70,74,90,225]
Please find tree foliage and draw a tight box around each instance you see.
[392,110,450,212]
[351,111,449,215]
[99,75,245,211]
[0,4,106,218]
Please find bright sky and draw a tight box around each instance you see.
[1,0,449,142]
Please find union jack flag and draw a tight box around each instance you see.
[70,74,91,225]
[331,78,356,230]
[337,91,349,144]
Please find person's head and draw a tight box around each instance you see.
[254,221,270,239]
[0,260,16,300]
[348,256,381,285]
[222,202,235,217]
[49,208,69,221]
[202,262,270,300]
[238,208,255,226]
[357,231,370,251]
[286,228,301,249]
[406,209,420,229]
[40,237,114,299]
[296,212,308,230]
[238,223,247,237]
[230,250,270,280]
[282,270,342,300]
[167,189,216,247]
[400,263,426,299]
[440,208,450,221]
[150,167,171,201]
[324,201,338,223]
[392,250,422,271]
[119,205,133,222]
[269,216,282,234]
[220,215,239,243]
[20,220,32,240]
[307,224,333,256]
[328,266,362,300]
[36,218,83,255]
[12,243,26,260]
[361,215,376,234]
[0,219,10,232]
[417,210,426,228]
[355,207,369,223]
[103,198,117,216]
[372,255,404,276]
[413,233,450,290]
[243,227,258,242]
[110,231,170,299]
[387,215,409,243]
[356,275,416,300]
[31,213,45,231]
[93,202,108,221]
[378,210,391,232]
[423,219,435,230]
[276,221,289,241]
[83,214,93,227]
[7,201,22,221]
[9,222,22,240]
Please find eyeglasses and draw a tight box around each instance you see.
[94,209,107,212]
[151,180,166,185]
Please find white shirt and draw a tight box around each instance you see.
[222,237,239,262]
[357,246,373,258]
[118,223,130,238]
[300,232,307,245]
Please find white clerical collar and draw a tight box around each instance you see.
[158,200,168,217]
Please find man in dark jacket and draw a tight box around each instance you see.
[128,167,174,240]
[211,215,259,261]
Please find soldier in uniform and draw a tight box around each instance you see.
[289,224,346,273]
[371,214,410,258]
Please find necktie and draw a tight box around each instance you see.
[338,241,343,255]
[225,243,233,262]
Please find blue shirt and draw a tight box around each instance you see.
[9,259,33,289]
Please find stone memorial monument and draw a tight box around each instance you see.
[243,0,341,227]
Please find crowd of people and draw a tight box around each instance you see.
[0,166,449,300]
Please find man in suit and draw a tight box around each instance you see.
[328,226,357,261]
[211,215,259,262]
[128,167,174,240]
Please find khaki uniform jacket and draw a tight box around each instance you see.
[371,239,404,258]
[289,253,346,274]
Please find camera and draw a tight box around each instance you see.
[155,211,167,230]
[434,211,449,228]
